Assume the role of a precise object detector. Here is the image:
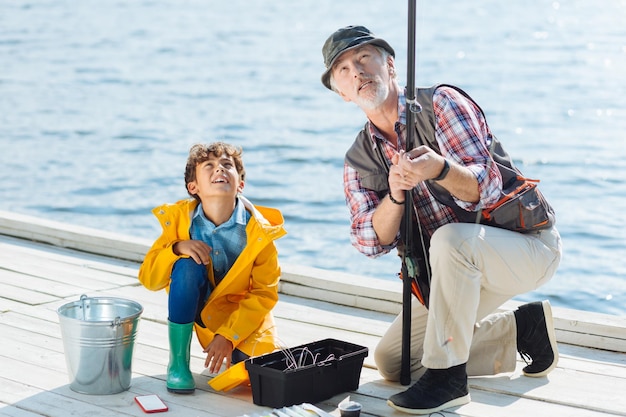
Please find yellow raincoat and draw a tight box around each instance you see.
[138,195,286,357]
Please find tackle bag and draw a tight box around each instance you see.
[426,135,555,234]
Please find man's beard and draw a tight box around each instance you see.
[354,78,389,111]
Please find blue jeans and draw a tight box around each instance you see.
[168,257,248,364]
[168,257,210,325]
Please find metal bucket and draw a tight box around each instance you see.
[57,294,143,395]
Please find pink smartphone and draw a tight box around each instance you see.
[135,394,168,413]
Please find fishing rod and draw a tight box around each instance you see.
[400,0,420,386]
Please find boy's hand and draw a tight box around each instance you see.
[172,240,212,265]
[203,334,234,373]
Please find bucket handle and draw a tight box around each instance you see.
[78,295,123,329]
[79,294,89,321]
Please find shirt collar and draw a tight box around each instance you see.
[366,89,408,146]
[192,196,247,227]
[232,196,248,226]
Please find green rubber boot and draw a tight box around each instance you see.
[166,321,196,394]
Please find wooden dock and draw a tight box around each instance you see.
[1,210,625,416]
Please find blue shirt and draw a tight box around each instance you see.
[189,197,250,284]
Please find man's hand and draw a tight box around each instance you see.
[203,334,234,374]
[173,240,212,265]
[388,153,409,203]
[394,146,480,203]
[393,146,444,187]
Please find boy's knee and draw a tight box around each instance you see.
[174,256,204,269]
[171,257,208,285]
[174,257,206,273]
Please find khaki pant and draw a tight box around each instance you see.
[375,223,562,381]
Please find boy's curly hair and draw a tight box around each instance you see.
[184,142,245,201]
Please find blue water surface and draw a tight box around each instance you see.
[1,0,625,315]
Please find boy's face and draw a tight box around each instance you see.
[186,152,244,202]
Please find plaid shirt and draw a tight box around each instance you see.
[190,196,250,283]
[343,86,502,258]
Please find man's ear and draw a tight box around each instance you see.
[237,180,245,194]
[338,89,352,103]
[387,55,396,76]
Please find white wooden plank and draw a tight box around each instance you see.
[466,366,626,416]
[0,297,32,313]
[0,376,222,417]
[0,236,139,276]
[556,328,626,353]
[279,281,402,315]
[559,342,626,368]
[0,269,83,299]
[0,210,151,263]
[0,378,46,410]
[280,263,402,303]
[461,389,621,417]
[274,294,394,336]
[0,250,138,289]
[0,403,46,417]
[0,282,58,305]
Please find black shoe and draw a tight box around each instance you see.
[387,363,470,415]
[514,300,559,377]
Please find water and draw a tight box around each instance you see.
[1,0,625,316]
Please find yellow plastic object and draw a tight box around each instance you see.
[207,361,250,391]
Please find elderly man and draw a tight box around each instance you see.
[321,25,562,414]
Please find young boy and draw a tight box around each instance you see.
[139,142,286,394]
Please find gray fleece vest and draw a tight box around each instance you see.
[344,84,480,224]
[344,83,555,230]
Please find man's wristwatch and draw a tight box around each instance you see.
[433,159,450,181]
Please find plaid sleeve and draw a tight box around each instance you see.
[433,86,502,210]
[343,163,396,258]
